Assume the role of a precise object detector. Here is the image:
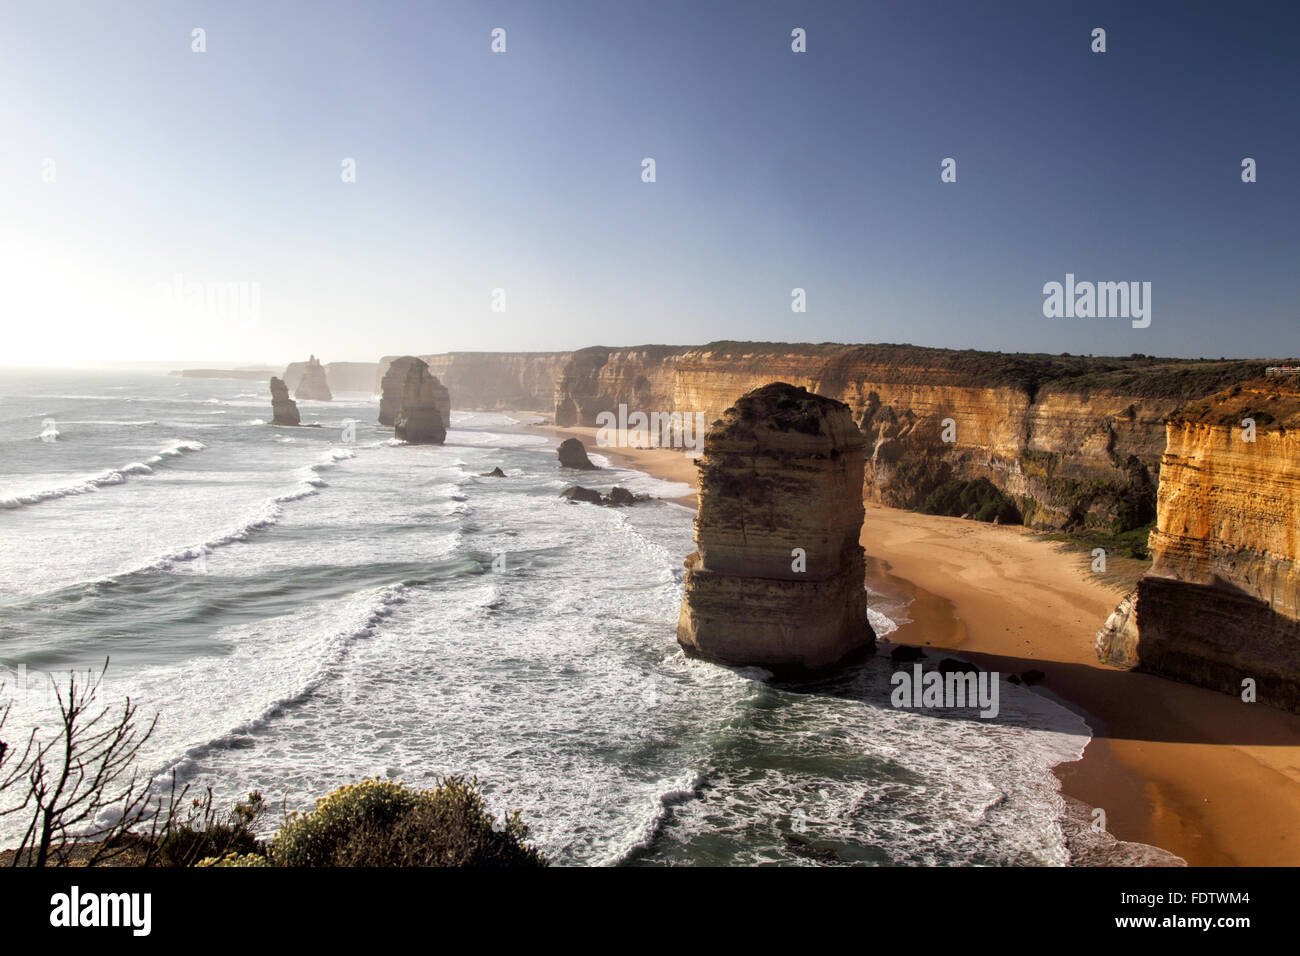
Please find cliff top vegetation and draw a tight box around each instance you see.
[1169,378,1300,429]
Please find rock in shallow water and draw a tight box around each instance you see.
[557,437,598,470]
[559,485,647,507]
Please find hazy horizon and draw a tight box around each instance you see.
[3,337,1297,373]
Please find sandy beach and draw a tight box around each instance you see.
[533,418,1300,866]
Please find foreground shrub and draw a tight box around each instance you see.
[269,777,546,867]
[198,851,269,867]
[156,789,266,867]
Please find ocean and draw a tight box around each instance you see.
[0,368,1178,865]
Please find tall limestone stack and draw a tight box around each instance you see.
[1097,379,1300,710]
[378,356,420,427]
[294,355,333,402]
[677,382,875,673]
[393,359,448,444]
[269,376,301,426]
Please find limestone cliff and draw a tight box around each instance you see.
[269,377,300,426]
[292,355,333,402]
[1096,379,1300,710]
[552,343,1265,532]
[677,383,875,673]
[393,360,448,444]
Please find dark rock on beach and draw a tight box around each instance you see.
[480,467,507,478]
[889,645,927,663]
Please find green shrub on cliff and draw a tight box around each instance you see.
[269,777,546,867]
[920,478,1021,524]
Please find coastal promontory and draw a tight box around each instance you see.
[1096,378,1300,710]
[676,382,875,673]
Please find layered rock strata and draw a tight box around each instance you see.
[1097,380,1300,709]
[393,360,448,444]
[677,382,875,673]
[269,377,301,426]
[293,355,333,402]
[550,343,1268,532]
[369,343,1272,533]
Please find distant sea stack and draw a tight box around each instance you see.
[393,359,448,444]
[293,355,333,402]
[1096,379,1300,710]
[269,376,301,426]
[676,382,875,673]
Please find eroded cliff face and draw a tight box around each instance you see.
[553,343,1262,531]
[1096,380,1300,709]
[676,383,875,673]
[377,352,570,412]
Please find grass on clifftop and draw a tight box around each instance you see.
[691,342,1271,401]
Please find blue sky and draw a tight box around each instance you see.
[1,0,1296,365]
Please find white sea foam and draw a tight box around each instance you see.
[0,439,205,509]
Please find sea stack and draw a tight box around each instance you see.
[378,356,420,427]
[676,382,875,673]
[269,376,301,426]
[393,359,448,444]
[294,355,333,402]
